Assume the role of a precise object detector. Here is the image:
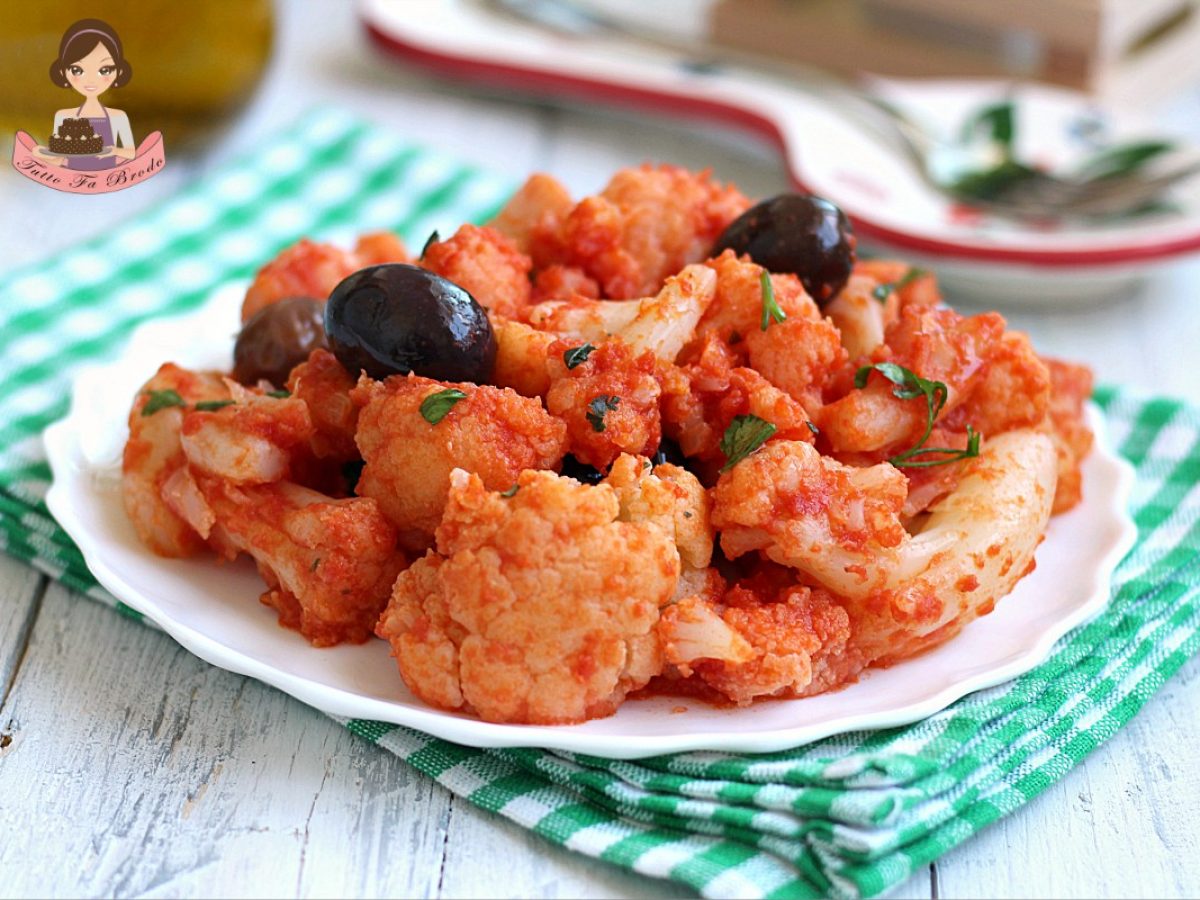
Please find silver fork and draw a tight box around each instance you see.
[479,0,1200,222]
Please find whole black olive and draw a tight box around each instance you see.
[713,193,857,305]
[324,264,496,383]
[560,454,605,485]
[233,296,328,387]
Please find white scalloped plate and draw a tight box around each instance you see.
[43,282,1137,758]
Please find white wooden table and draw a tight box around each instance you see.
[1,3,1198,897]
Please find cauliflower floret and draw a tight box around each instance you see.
[528,295,642,343]
[544,339,662,470]
[817,304,1005,455]
[489,172,575,259]
[123,363,230,557]
[352,374,567,550]
[531,264,601,303]
[601,453,712,570]
[421,224,533,321]
[352,231,410,267]
[491,318,557,398]
[529,264,716,364]
[744,314,846,416]
[241,233,408,322]
[1043,357,1094,514]
[820,272,896,362]
[659,581,854,705]
[856,429,1057,664]
[179,381,314,485]
[712,440,914,600]
[376,469,680,724]
[531,165,750,298]
[660,334,815,468]
[200,478,405,646]
[287,348,360,462]
[853,259,940,309]
[712,432,1058,667]
[697,250,819,349]
[943,330,1050,439]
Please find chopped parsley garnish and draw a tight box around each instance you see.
[719,414,777,472]
[806,420,820,437]
[586,395,620,432]
[310,557,321,572]
[266,389,290,399]
[420,388,468,424]
[194,399,235,412]
[420,229,440,259]
[563,343,596,369]
[500,484,520,498]
[871,267,925,303]
[891,425,982,468]
[759,271,786,331]
[141,389,186,416]
[854,362,982,468]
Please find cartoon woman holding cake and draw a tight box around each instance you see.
[34,19,136,171]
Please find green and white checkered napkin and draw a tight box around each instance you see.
[3,110,1199,899]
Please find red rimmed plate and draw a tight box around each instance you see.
[359,0,1200,304]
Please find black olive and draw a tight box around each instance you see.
[325,264,496,383]
[233,296,328,387]
[560,454,605,485]
[713,193,857,305]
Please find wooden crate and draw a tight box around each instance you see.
[708,0,1200,105]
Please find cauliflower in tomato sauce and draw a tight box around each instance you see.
[122,163,1096,724]
[377,469,679,724]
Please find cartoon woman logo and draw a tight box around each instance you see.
[11,18,165,194]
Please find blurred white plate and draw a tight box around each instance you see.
[43,281,1137,758]
[361,0,1200,305]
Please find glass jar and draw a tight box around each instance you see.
[0,0,273,149]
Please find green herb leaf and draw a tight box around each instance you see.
[719,414,777,472]
[855,363,983,468]
[960,99,1015,154]
[420,229,440,260]
[310,557,321,572]
[563,343,596,369]
[870,267,926,303]
[194,399,235,412]
[1075,140,1174,182]
[806,420,820,436]
[420,388,468,424]
[855,361,947,451]
[500,484,520,498]
[141,389,186,416]
[586,395,620,433]
[266,389,290,399]
[890,425,983,469]
[759,271,786,331]
[946,158,1042,205]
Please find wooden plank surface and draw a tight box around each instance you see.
[1,1,1199,898]
[0,554,44,710]
[0,584,693,898]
